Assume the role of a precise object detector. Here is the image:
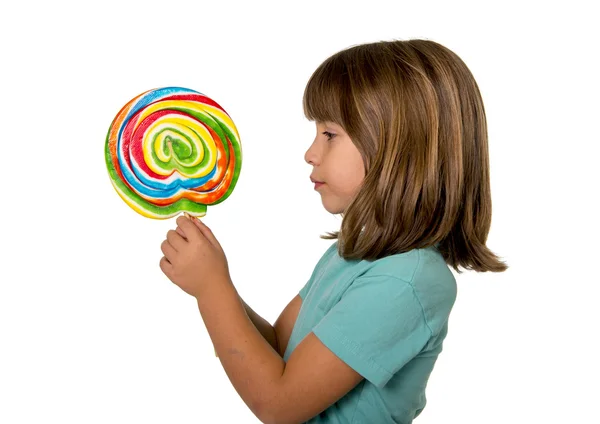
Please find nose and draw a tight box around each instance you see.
[304,138,320,166]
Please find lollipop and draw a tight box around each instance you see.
[105,87,242,218]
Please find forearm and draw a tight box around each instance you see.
[240,296,280,355]
[197,277,285,419]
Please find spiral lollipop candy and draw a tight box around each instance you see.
[105,87,242,219]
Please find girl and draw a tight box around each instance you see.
[160,39,508,423]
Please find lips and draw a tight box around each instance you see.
[311,177,325,191]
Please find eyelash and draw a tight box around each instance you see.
[322,131,336,141]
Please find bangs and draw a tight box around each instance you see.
[302,53,350,128]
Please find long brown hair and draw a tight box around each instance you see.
[303,39,507,273]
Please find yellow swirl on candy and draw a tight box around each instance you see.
[105,87,242,218]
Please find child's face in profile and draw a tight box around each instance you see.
[305,121,365,214]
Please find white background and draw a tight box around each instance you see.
[1,0,598,422]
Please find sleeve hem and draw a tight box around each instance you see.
[312,324,392,389]
[299,287,308,300]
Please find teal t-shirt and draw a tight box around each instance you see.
[283,241,457,423]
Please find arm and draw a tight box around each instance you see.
[238,293,303,357]
[273,294,302,357]
[197,278,284,417]
[197,279,363,424]
[239,295,279,355]
[172,222,282,356]
[165,217,362,422]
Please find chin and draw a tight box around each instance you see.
[322,199,345,215]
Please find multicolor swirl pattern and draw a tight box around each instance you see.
[105,87,242,218]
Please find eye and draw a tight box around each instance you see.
[322,131,336,141]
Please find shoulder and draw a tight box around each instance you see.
[364,246,455,287]
[363,248,420,282]
[358,247,457,332]
[310,241,339,274]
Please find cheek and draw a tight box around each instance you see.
[325,173,362,207]
[340,160,365,195]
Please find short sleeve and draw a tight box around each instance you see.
[299,242,338,300]
[299,279,312,300]
[312,275,433,389]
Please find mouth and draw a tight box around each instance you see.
[310,177,325,190]
[311,178,325,190]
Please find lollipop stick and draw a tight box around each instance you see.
[182,212,219,358]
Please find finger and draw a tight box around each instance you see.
[175,225,187,239]
[190,217,222,250]
[159,256,173,276]
[176,214,203,242]
[167,229,186,250]
[160,239,177,262]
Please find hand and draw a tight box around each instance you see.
[159,215,230,298]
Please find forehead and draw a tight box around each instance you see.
[316,120,343,129]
